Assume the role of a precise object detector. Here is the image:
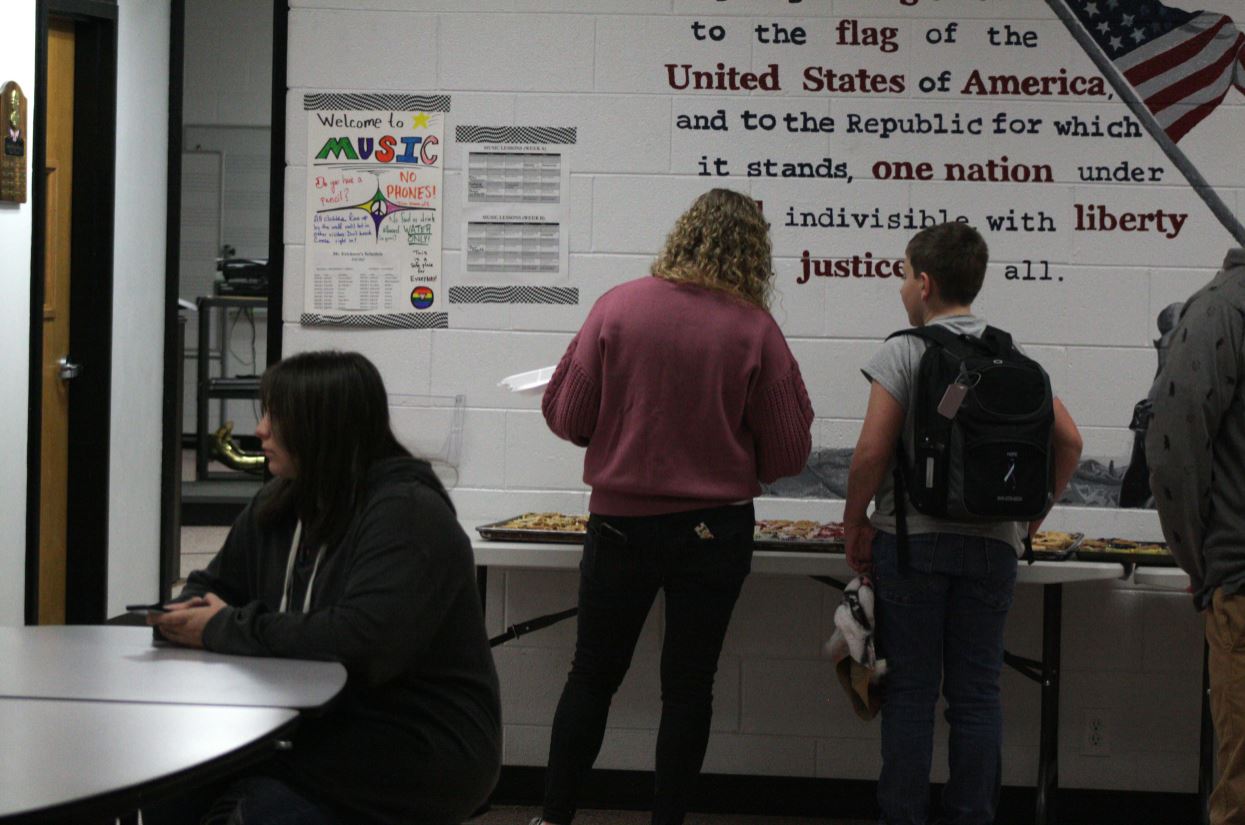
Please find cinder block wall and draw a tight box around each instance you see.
[283,0,1241,791]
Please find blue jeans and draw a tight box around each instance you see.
[872,531,1017,825]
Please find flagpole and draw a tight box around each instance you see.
[1046,0,1245,246]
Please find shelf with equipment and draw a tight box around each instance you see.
[194,294,267,480]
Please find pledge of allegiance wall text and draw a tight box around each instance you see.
[665,12,1195,287]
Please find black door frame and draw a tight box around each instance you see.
[267,0,287,363]
[156,0,287,596]
[27,0,119,624]
[159,0,184,600]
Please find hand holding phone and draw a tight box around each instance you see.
[146,593,227,649]
[125,602,170,615]
[130,596,211,615]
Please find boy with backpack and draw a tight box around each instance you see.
[843,222,1083,825]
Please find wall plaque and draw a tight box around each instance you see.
[1,81,27,204]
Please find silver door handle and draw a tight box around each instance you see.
[57,357,81,381]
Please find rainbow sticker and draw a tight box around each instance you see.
[410,286,434,309]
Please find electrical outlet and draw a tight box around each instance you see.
[1082,709,1110,757]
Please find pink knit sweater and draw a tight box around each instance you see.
[542,276,814,516]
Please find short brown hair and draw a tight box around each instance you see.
[905,222,989,306]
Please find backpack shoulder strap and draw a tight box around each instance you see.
[886,325,984,359]
[981,325,1017,356]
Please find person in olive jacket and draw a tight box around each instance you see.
[147,350,500,825]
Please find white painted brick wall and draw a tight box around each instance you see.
[440,15,595,93]
[518,96,672,175]
[595,16,753,96]
[281,0,1243,792]
[428,330,571,409]
[974,264,1152,349]
[505,410,589,490]
[591,175,729,255]
[292,11,440,90]
[788,338,883,419]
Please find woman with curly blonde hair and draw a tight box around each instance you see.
[534,188,814,825]
[651,187,775,310]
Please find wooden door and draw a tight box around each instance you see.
[39,19,75,625]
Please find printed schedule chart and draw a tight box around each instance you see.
[465,221,561,272]
[466,151,562,203]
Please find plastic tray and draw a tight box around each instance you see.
[497,366,556,393]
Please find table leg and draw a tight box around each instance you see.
[1035,583,1062,825]
[196,299,210,480]
[1201,640,1214,825]
[471,565,494,818]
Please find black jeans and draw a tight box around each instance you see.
[542,503,754,825]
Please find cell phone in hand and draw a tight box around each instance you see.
[125,602,170,615]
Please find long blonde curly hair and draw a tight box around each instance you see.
[651,188,774,311]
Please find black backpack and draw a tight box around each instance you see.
[887,324,1055,562]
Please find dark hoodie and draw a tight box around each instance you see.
[182,456,501,824]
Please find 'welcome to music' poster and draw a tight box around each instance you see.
[302,91,449,329]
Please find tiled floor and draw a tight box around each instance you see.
[178,446,249,579]
[470,809,868,825]
[178,525,228,584]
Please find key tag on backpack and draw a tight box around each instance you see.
[937,373,975,419]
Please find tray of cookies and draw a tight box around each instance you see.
[1075,537,1175,566]
[476,512,589,544]
[476,514,846,553]
[752,519,846,552]
[1029,531,1083,561]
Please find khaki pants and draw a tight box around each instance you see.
[1207,589,1245,824]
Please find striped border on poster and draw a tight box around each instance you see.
[449,286,579,305]
[300,312,450,329]
[455,125,577,144]
[303,93,452,112]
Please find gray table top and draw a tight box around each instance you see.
[0,626,346,709]
[465,521,1126,585]
[0,697,296,823]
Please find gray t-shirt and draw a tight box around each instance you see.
[862,314,1026,555]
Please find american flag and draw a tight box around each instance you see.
[1065,0,1245,142]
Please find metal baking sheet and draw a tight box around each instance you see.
[1030,532,1084,562]
[752,535,845,553]
[1031,548,1074,562]
[475,518,586,545]
[476,516,845,553]
[1075,539,1176,567]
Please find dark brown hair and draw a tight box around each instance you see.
[905,222,989,306]
[257,350,410,550]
